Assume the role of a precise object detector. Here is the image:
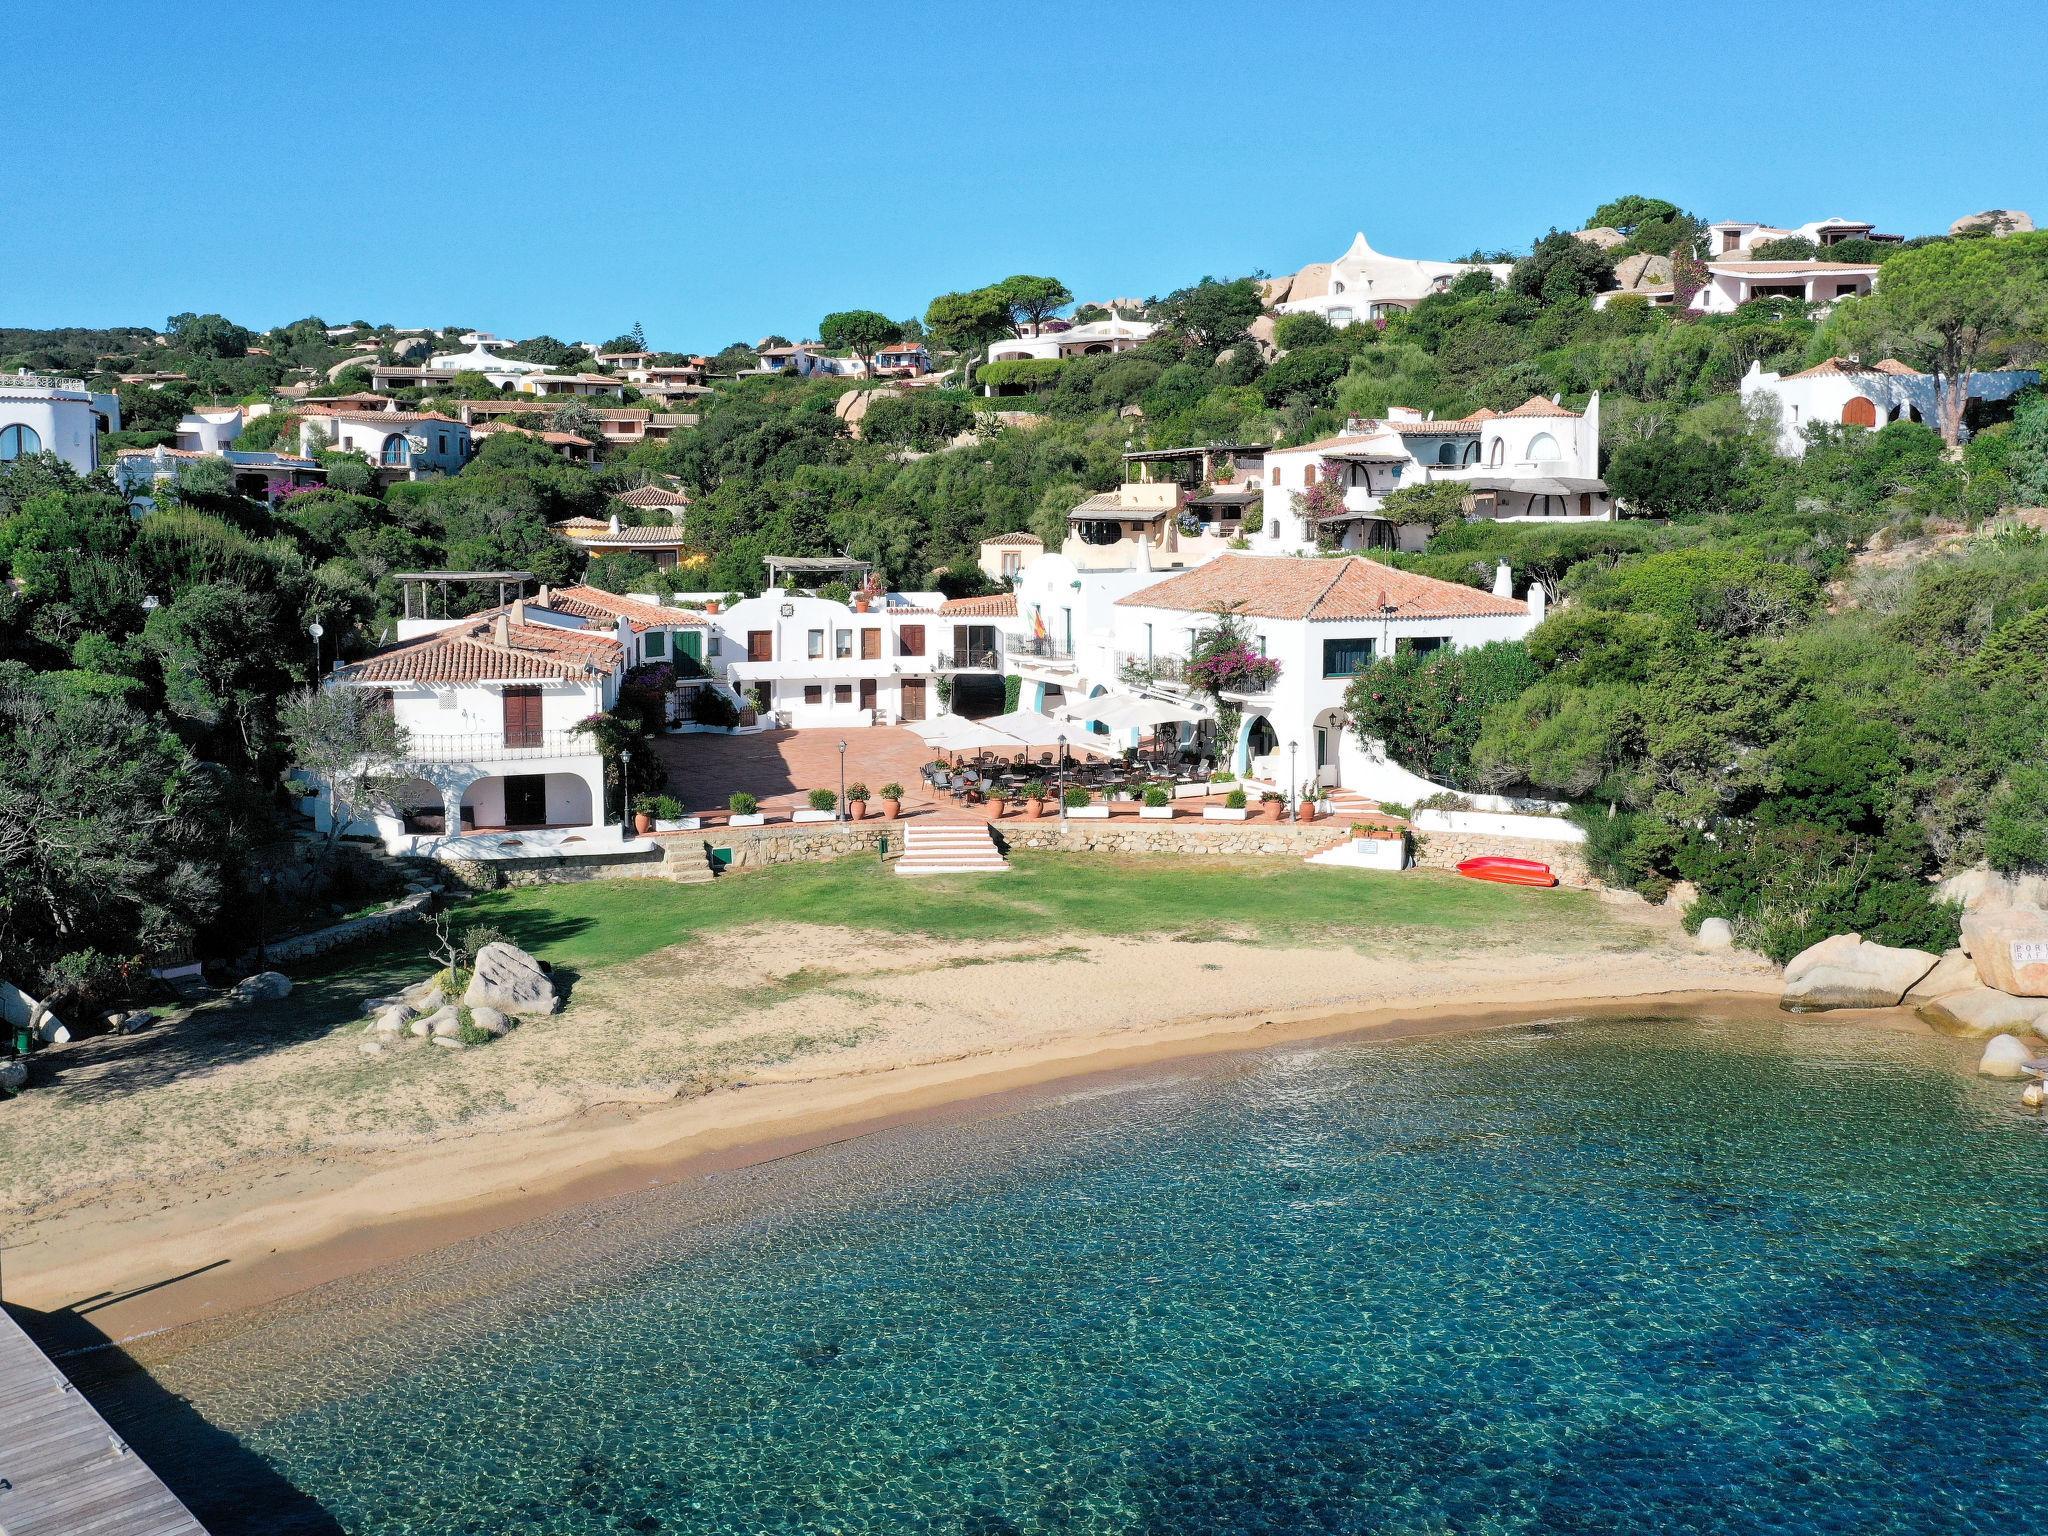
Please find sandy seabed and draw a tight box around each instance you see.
[3,899,1791,1338]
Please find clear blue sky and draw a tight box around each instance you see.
[8,0,2044,352]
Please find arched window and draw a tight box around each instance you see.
[381,433,411,466]
[1488,436,1504,467]
[1436,442,1458,465]
[1840,396,1878,428]
[0,424,42,460]
[1526,432,1561,461]
[1462,440,1481,465]
[1331,280,1346,295]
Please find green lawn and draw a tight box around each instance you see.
[456,852,1610,975]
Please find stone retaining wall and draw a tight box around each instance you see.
[441,846,670,890]
[1410,830,1592,886]
[237,890,436,967]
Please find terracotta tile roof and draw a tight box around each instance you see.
[335,609,622,684]
[1117,554,1528,623]
[546,584,709,632]
[614,484,691,509]
[1503,396,1580,418]
[981,531,1043,546]
[939,593,1018,617]
[1780,355,1923,381]
[1388,417,1482,435]
[303,408,466,425]
[557,523,691,547]
[1707,259,1881,275]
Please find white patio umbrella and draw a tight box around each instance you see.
[926,719,1032,753]
[904,712,977,743]
[977,709,1116,753]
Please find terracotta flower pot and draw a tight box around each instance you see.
[882,798,901,820]
[989,799,1008,819]
[1023,799,1042,820]
[849,800,867,820]
[634,812,654,834]
[1261,801,1283,822]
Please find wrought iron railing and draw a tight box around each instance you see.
[394,730,593,762]
[1013,636,1073,661]
[937,648,1003,672]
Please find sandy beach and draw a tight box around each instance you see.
[0,887,1800,1340]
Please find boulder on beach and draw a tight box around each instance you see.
[1959,909,2048,996]
[1940,867,2048,914]
[463,942,558,1017]
[1916,986,2048,1038]
[1904,949,1978,1005]
[1978,1034,2036,1078]
[230,971,292,1003]
[1780,935,1938,1011]
[1695,917,1735,952]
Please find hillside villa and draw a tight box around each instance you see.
[1740,356,2041,453]
[0,370,121,474]
[1264,233,1512,326]
[299,408,475,481]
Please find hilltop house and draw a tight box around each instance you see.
[983,316,1157,384]
[0,370,121,473]
[1740,357,2041,454]
[553,507,698,571]
[1108,554,1544,795]
[115,445,324,502]
[1264,233,1512,326]
[977,531,1044,584]
[313,585,706,851]
[299,409,474,482]
[1055,444,1267,573]
[1258,396,1613,553]
[1692,257,1879,313]
[1703,216,1900,255]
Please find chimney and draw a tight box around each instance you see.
[493,612,511,648]
[538,583,552,606]
[617,615,632,651]
[1528,583,1549,622]
[1134,532,1153,572]
[1492,560,1514,598]
[608,513,620,534]
[510,599,527,627]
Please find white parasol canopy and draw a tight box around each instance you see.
[976,709,1116,752]
[904,712,977,743]
[1056,691,1211,731]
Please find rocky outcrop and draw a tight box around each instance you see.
[1949,209,2033,237]
[1978,1034,2036,1078]
[1904,949,1978,1004]
[1916,986,2048,1038]
[1960,909,2048,996]
[468,1006,512,1037]
[463,942,559,1017]
[1780,934,1938,1011]
[1695,917,1735,951]
[1939,868,2048,914]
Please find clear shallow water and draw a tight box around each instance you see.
[98,1015,2048,1534]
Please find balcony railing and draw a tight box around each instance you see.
[1117,651,1190,685]
[937,648,1003,672]
[1013,636,1074,663]
[395,730,593,763]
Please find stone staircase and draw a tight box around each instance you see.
[1319,788,1381,820]
[665,838,720,883]
[895,821,1011,876]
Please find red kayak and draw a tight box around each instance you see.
[1457,856,1558,888]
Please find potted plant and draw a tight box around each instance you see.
[987,785,1010,819]
[728,791,764,827]
[650,794,694,832]
[1141,784,1174,820]
[1022,779,1049,819]
[1259,791,1285,822]
[1297,785,1323,822]
[1204,786,1250,821]
[846,782,870,821]
[795,788,838,823]
[1064,784,1108,819]
[879,782,904,819]
[1349,822,1409,870]
[632,795,659,834]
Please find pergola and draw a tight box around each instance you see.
[764,555,872,591]
[392,571,535,620]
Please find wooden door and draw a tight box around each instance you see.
[860,628,881,660]
[859,678,877,715]
[747,630,772,662]
[501,686,543,749]
[503,774,547,826]
[900,677,927,722]
[898,624,924,658]
[1841,396,1878,428]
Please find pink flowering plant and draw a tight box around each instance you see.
[1187,604,1282,697]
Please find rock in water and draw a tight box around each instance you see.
[1780,936,1938,1011]
[1916,986,2048,1038]
[1959,909,2048,997]
[463,942,559,1016]
[1695,917,1735,951]
[231,971,292,1003]
[1978,1034,2034,1078]
[1904,949,1977,1004]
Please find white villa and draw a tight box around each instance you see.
[0,371,121,473]
[1740,356,2041,455]
[1107,554,1543,796]
[1258,395,1613,553]
[983,316,1157,377]
[314,584,708,852]
[1703,216,1898,255]
[1057,445,1267,573]
[426,342,552,381]
[1693,258,1879,314]
[299,408,474,481]
[1265,233,1512,326]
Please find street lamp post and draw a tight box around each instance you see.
[1289,739,1299,820]
[620,747,633,841]
[1056,733,1067,828]
[308,620,325,679]
[837,739,847,822]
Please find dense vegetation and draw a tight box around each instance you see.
[3,196,2045,996]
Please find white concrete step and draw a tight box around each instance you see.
[897,822,1010,876]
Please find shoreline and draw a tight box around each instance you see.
[8,973,1804,1343]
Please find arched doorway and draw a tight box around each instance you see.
[1312,708,1347,788]
[1236,712,1278,774]
[1841,396,1878,428]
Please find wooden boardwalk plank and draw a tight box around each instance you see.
[0,1309,207,1536]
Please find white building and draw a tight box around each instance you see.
[1257,395,1613,554]
[1703,216,1897,256]
[427,342,551,381]
[1740,356,2041,455]
[316,585,707,853]
[1265,233,1511,327]
[1108,554,1543,796]
[173,406,243,453]
[0,371,121,473]
[300,409,474,481]
[1692,258,1878,314]
[983,316,1157,383]
[1006,552,1172,718]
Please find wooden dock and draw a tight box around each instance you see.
[0,1307,207,1536]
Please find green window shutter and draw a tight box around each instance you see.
[678,630,703,661]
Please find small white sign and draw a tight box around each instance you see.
[2012,940,2048,966]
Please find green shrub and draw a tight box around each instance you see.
[977,358,1067,393]
[1984,766,2048,872]
[457,925,506,966]
[808,788,838,812]
[650,795,684,821]
[728,791,758,815]
[1023,779,1049,801]
[879,781,904,800]
[846,781,870,802]
[690,687,740,728]
[1063,785,1092,809]
[1225,787,1248,809]
[1144,784,1170,808]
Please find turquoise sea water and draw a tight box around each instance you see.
[98,1014,2048,1534]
